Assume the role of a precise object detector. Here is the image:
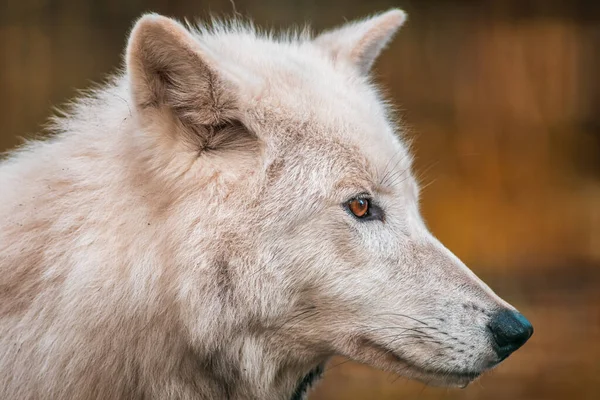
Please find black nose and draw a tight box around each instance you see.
[488,309,533,360]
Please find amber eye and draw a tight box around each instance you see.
[348,198,370,218]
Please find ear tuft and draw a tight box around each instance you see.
[315,9,407,74]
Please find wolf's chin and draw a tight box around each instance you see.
[404,367,480,388]
[343,337,482,388]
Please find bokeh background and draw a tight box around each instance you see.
[1,0,599,399]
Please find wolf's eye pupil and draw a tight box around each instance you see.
[348,198,369,218]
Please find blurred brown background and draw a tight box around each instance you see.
[1,0,599,399]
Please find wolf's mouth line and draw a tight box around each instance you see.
[356,337,482,381]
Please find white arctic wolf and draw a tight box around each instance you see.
[0,9,533,400]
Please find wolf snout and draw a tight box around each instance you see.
[487,309,533,360]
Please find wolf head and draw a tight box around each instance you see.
[124,10,532,389]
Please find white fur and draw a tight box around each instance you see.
[0,10,522,399]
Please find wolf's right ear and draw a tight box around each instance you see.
[126,14,241,149]
[314,9,406,74]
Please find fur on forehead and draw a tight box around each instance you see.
[190,11,406,128]
[125,10,411,176]
[198,12,410,167]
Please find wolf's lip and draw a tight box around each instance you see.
[349,337,482,387]
[384,347,481,386]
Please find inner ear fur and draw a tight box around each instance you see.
[126,14,246,152]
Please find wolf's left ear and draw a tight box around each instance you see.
[314,9,406,74]
[126,14,242,150]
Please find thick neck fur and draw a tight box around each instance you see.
[0,79,325,399]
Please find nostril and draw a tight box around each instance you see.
[488,309,533,358]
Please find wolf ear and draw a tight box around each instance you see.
[126,14,241,149]
[314,9,406,74]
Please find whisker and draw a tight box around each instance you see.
[383,166,409,188]
[414,160,440,188]
[419,177,438,193]
[372,313,437,327]
[358,325,430,335]
[379,150,405,187]
[383,335,442,349]
[324,358,353,372]
[381,150,410,187]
